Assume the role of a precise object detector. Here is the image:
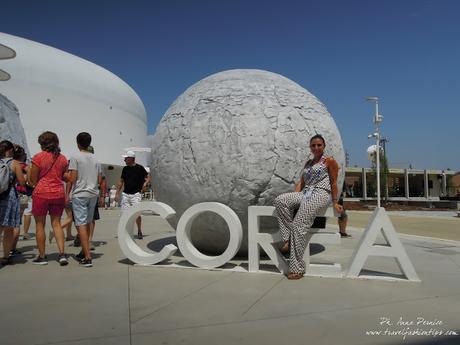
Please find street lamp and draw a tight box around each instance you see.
[347,97,420,281]
[366,96,383,208]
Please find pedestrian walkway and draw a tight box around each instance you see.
[1,208,459,345]
[329,210,460,242]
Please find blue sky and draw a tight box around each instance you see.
[1,0,459,170]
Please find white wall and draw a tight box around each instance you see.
[429,175,441,197]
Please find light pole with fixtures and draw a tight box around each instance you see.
[347,97,419,281]
[366,96,383,208]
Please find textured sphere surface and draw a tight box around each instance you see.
[0,93,29,154]
[151,69,345,254]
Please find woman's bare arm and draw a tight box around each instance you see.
[294,174,305,192]
[326,157,343,212]
[27,163,39,187]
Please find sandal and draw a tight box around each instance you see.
[340,232,352,238]
[287,272,304,280]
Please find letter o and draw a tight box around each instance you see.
[117,201,178,265]
[176,202,243,269]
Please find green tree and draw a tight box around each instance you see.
[381,152,389,201]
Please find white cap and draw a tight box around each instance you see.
[122,150,136,158]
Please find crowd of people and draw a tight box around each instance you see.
[0,131,150,268]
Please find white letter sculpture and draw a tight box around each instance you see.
[117,201,178,265]
[346,207,420,281]
[248,206,342,277]
[248,206,289,274]
[117,202,420,282]
[176,202,243,269]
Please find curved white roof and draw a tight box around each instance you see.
[0,32,146,123]
[0,32,148,166]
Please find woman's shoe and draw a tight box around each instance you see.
[32,256,48,265]
[58,254,69,266]
[287,272,304,280]
[340,232,351,238]
[9,249,22,257]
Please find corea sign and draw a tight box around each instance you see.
[117,201,420,281]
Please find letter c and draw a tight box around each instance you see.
[117,201,178,265]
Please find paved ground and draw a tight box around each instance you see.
[1,207,460,345]
[328,210,460,242]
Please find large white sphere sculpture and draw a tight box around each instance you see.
[151,69,345,255]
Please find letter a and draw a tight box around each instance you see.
[346,207,420,282]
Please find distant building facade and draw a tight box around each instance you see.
[344,167,457,200]
[451,172,460,196]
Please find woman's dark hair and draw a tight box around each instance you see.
[38,131,60,154]
[13,144,26,162]
[310,134,326,146]
[0,140,14,159]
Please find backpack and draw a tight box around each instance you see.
[0,158,13,198]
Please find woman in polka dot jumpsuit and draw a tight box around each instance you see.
[274,134,343,280]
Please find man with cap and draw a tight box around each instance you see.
[115,150,150,239]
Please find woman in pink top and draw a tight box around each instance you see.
[28,131,69,266]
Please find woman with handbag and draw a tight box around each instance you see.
[28,131,69,266]
[274,134,343,280]
[0,140,26,265]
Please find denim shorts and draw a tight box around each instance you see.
[72,196,98,226]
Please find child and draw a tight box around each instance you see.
[104,191,110,210]
[109,185,117,209]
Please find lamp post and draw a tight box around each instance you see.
[366,96,383,208]
[348,98,420,281]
